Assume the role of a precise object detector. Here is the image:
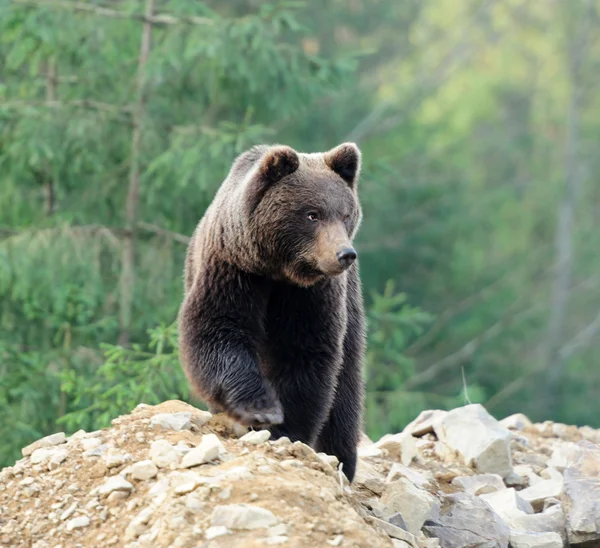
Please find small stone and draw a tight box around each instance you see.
[326,534,344,546]
[149,440,180,468]
[191,409,213,427]
[509,531,562,548]
[504,471,527,487]
[268,524,288,537]
[95,475,134,496]
[371,517,418,545]
[272,437,291,446]
[499,413,533,431]
[239,430,271,444]
[107,490,129,502]
[403,409,448,437]
[280,459,304,470]
[518,476,563,511]
[130,460,158,480]
[480,487,534,518]
[211,504,278,530]
[30,446,68,465]
[386,463,430,488]
[60,502,77,521]
[358,445,383,458]
[105,449,130,469]
[66,516,89,531]
[81,438,102,452]
[205,525,229,539]
[151,412,192,431]
[135,431,146,443]
[22,433,66,457]
[83,443,109,458]
[218,487,232,500]
[266,536,289,545]
[316,453,339,471]
[452,473,505,495]
[181,434,226,468]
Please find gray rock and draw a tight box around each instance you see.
[403,410,448,437]
[499,413,532,431]
[433,404,512,478]
[562,441,600,545]
[451,473,505,495]
[387,513,408,530]
[22,433,66,457]
[507,504,567,543]
[211,504,278,530]
[358,445,383,458]
[370,517,418,547]
[181,434,226,468]
[509,531,563,548]
[479,488,534,519]
[385,463,431,488]
[518,475,563,512]
[205,525,229,539]
[379,478,438,535]
[422,492,510,548]
[30,446,68,467]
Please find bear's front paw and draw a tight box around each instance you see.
[227,394,284,428]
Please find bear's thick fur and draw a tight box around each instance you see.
[178,143,365,481]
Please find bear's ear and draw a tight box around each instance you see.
[324,142,361,187]
[245,145,300,215]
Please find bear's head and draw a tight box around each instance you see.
[235,142,362,287]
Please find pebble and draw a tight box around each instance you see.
[181,434,226,468]
[211,504,279,530]
[239,430,271,444]
[95,475,134,496]
[265,536,289,544]
[130,460,158,480]
[59,502,77,521]
[80,438,102,452]
[65,516,90,531]
[149,440,180,469]
[151,412,193,431]
[205,525,229,539]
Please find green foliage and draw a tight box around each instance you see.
[2,0,600,467]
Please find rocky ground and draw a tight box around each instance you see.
[1,401,600,548]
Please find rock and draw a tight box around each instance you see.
[358,445,383,458]
[22,433,66,457]
[548,441,581,471]
[562,441,600,545]
[59,502,78,521]
[518,475,563,511]
[579,426,600,444]
[151,412,193,431]
[105,449,130,469]
[317,453,339,471]
[374,433,418,466]
[379,478,438,535]
[387,513,407,530]
[83,443,109,458]
[385,463,430,488]
[509,531,563,548]
[130,460,158,480]
[211,504,278,530]
[65,516,89,531]
[265,536,288,545]
[422,492,510,548]
[433,404,512,477]
[499,413,532,431]
[506,504,567,542]
[370,517,418,547]
[504,471,527,488]
[326,535,344,546]
[513,464,542,486]
[149,440,180,469]
[30,446,68,467]
[181,434,226,468]
[205,525,229,539]
[403,410,448,437]
[239,430,271,445]
[451,473,505,495]
[479,488,534,519]
[95,475,134,496]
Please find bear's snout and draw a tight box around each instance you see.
[336,247,357,269]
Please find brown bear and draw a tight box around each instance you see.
[178,143,365,481]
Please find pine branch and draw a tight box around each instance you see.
[1,99,132,115]
[14,0,214,25]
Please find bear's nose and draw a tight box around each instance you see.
[336,247,357,269]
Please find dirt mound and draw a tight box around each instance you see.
[2,401,600,548]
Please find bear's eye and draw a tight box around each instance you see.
[343,214,351,224]
[307,212,319,222]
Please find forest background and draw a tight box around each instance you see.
[2,0,600,467]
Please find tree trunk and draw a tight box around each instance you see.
[118,0,154,347]
[44,59,57,215]
[542,4,589,416]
